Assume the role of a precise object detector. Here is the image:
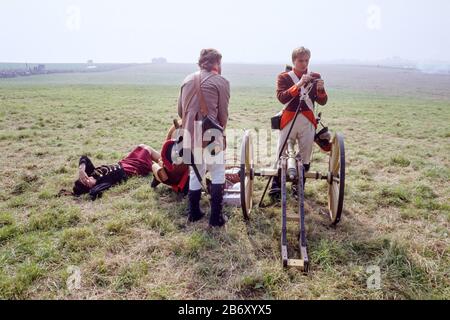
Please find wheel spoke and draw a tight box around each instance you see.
[332,144,340,173]
[333,155,340,173]
[246,183,252,208]
[332,183,339,215]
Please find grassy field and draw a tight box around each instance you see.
[0,64,449,299]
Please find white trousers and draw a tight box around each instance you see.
[276,114,315,166]
[189,150,225,191]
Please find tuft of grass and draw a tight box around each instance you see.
[11,181,31,195]
[185,231,218,258]
[310,239,346,270]
[21,172,39,183]
[132,185,152,201]
[90,258,112,288]
[60,227,98,253]
[422,166,450,181]
[38,189,55,200]
[412,198,442,211]
[347,238,391,260]
[7,195,28,208]
[95,153,105,160]
[106,218,130,235]
[54,166,69,174]
[377,185,410,207]
[234,267,287,298]
[0,262,45,299]
[2,232,60,266]
[147,284,172,300]
[359,167,373,177]
[0,225,19,244]
[238,274,266,294]
[412,185,441,211]
[260,268,289,294]
[378,241,431,299]
[400,209,420,220]
[27,208,80,232]
[0,212,14,227]
[389,155,411,167]
[114,261,148,292]
[414,185,437,200]
[143,212,176,236]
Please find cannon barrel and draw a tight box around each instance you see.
[287,139,297,180]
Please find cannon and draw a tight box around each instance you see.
[234,128,346,272]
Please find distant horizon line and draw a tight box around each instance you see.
[0,57,450,67]
[1,59,449,67]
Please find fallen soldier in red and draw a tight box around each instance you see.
[72,144,162,200]
[70,144,190,200]
[62,120,189,200]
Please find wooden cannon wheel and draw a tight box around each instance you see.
[240,130,254,220]
[328,132,346,225]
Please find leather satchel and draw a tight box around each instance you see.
[271,111,282,130]
[194,74,225,152]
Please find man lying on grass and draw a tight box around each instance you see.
[71,144,158,200]
[62,120,191,200]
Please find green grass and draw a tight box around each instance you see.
[0,65,449,299]
[389,155,411,167]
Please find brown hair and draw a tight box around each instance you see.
[292,47,311,63]
[198,48,222,71]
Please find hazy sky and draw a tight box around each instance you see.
[1,0,449,64]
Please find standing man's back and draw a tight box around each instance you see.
[178,64,230,151]
[177,48,230,228]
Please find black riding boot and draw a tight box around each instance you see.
[187,189,204,222]
[209,184,227,227]
[150,176,161,189]
[303,163,309,189]
[269,174,281,199]
[292,164,309,198]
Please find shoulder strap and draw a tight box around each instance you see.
[182,72,215,120]
[195,73,211,117]
[282,71,301,107]
[181,72,200,120]
[288,70,300,84]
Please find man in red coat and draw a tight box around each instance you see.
[270,47,328,198]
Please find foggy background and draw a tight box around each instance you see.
[1,0,449,70]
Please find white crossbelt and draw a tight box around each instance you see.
[287,70,315,112]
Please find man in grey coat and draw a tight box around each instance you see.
[177,48,230,227]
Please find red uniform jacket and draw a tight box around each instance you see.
[276,69,328,129]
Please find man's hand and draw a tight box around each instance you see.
[79,165,90,186]
[297,74,313,89]
[317,79,325,91]
[86,177,97,188]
